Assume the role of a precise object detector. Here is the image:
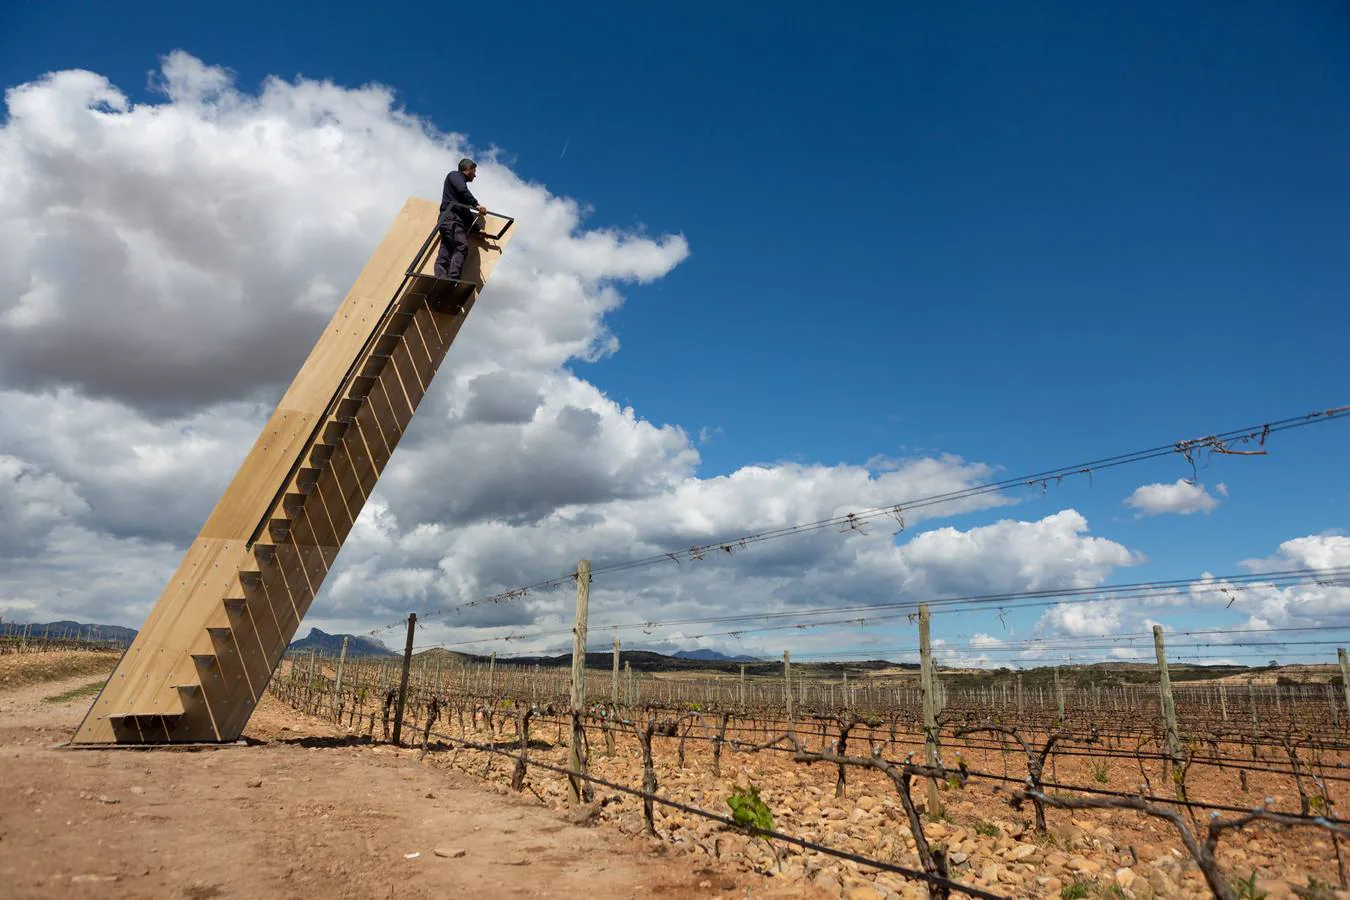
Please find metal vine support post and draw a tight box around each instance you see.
[392,613,416,745]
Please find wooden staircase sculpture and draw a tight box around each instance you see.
[71,197,514,744]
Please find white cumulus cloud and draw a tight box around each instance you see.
[1037,599,1124,637]
[1123,478,1221,517]
[1195,533,1350,629]
[893,509,1142,596]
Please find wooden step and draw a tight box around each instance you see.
[223,597,247,615]
[238,570,263,591]
[310,443,336,466]
[322,420,350,444]
[252,543,277,566]
[348,376,377,399]
[296,467,322,493]
[384,309,416,336]
[108,711,180,722]
[282,492,307,517]
[124,683,188,718]
[360,356,387,379]
[108,712,181,727]
[173,683,202,699]
[109,701,185,745]
[334,399,361,423]
[408,273,476,310]
[372,333,402,357]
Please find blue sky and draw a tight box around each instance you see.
[2,1,1347,663]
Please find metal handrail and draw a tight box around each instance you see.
[433,204,516,246]
[409,207,515,281]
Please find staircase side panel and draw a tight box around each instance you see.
[71,198,446,745]
[73,538,245,743]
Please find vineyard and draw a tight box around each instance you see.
[268,607,1350,900]
[1,634,126,656]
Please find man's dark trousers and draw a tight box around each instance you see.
[434,217,469,280]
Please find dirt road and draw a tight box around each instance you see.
[0,660,791,900]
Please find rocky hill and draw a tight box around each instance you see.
[287,628,396,656]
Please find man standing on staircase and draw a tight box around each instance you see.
[436,158,489,281]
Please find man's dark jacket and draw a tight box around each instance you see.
[440,171,480,227]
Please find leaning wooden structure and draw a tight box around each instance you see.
[71,197,514,744]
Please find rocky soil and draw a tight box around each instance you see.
[8,648,1347,899]
[413,710,1350,899]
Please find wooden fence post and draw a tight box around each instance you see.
[392,613,416,745]
[919,603,942,816]
[305,649,319,711]
[333,635,349,719]
[1153,624,1181,763]
[568,560,591,804]
[1339,648,1350,729]
[612,637,620,706]
[783,651,793,731]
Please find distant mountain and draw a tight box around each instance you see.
[0,620,136,644]
[288,628,395,656]
[674,648,761,662]
[414,647,480,664]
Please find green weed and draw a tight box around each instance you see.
[1295,876,1336,900]
[1233,870,1267,900]
[727,784,773,832]
[1060,877,1093,900]
[41,679,105,704]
